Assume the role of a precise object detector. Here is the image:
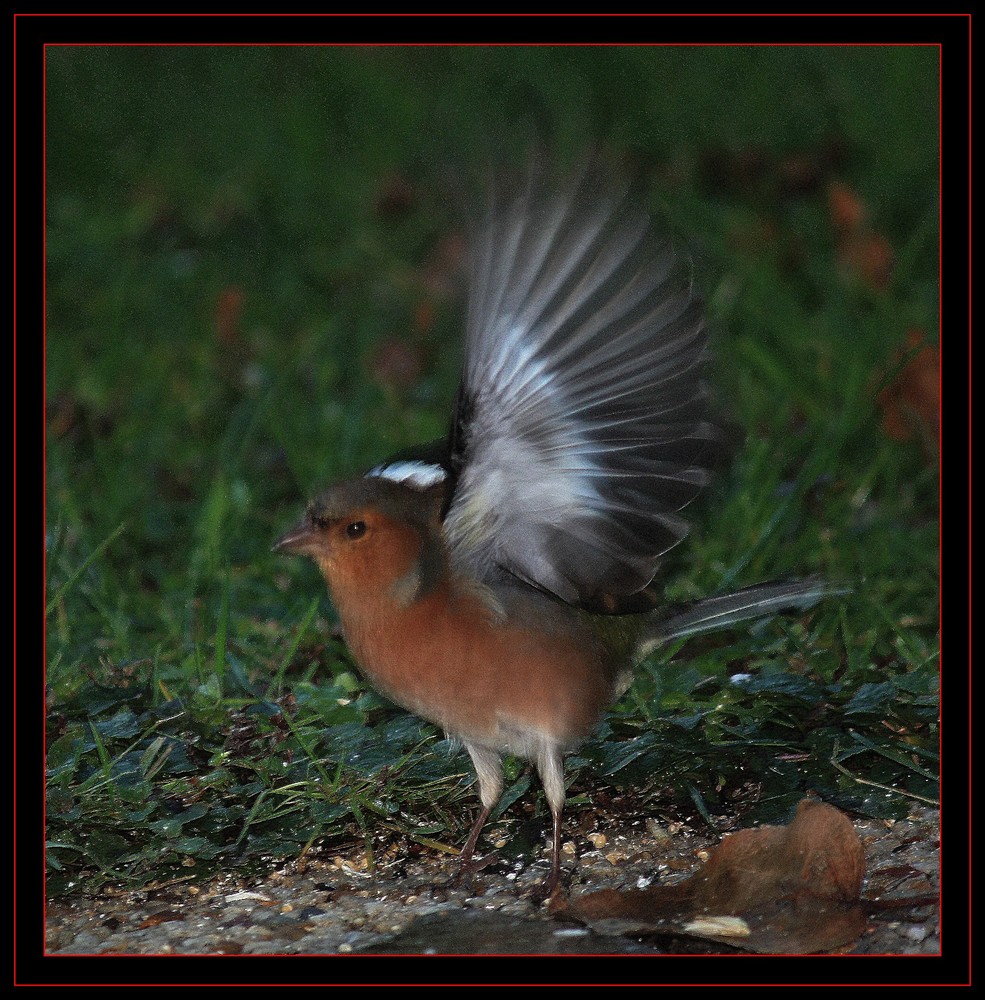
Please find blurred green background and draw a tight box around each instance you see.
[45,46,939,895]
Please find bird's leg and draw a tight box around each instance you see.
[546,806,562,896]
[450,743,503,884]
[536,745,567,899]
[458,804,491,868]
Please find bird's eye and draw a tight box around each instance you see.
[345,520,367,539]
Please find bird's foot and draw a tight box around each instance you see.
[528,864,567,905]
[446,851,501,890]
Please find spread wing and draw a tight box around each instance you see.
[442,159,722,610]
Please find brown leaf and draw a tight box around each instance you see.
[420,231,466,298]
[374,172,416,218]
[414,299,436,335]
[369,337,425,393]
[138,910,186,929]
[838,231,894,291]
[214,285,245,348]
[213,940,245,955]
[828,181,867,237]
[877,330,940,451]
[565,798,867,954]
[827,181,894,291]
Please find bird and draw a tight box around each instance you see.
[273,156,832,896]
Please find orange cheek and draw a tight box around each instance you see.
[318,523,424,603]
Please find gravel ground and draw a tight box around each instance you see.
[45,805,939,957]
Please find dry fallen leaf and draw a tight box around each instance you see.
[374,172,416,218]
[369,337,425,393]
[562,798,867,954]
[838,231,894,292]
[828,181,867,238]
[420,231,466,298]
[138,911,186,929]
[877,329,940,453]
[827,181,894,291]
[214,285,245,348]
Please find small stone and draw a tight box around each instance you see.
[660,857,688,874]
[904,925,928,943]
[66,931,104,952]
[587,832,607,849]
[280,904,293,913]
[224,891,270,903]
[562,841,577,855]
[645,819,672,846]
[338,942,353,953]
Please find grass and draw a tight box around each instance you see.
[45,45,939,896]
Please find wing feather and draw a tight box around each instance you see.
[444,159,722,609]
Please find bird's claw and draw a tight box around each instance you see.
[447,851,501,889]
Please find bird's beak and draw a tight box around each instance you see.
[272,520,320,557]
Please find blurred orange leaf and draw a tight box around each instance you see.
[369,337,425,393]
[877,330,940,451]
[838,232,894,291]
[828,181,894,291]
[421,231,466,298]
[828,180,867,237]
[214,285,245,347]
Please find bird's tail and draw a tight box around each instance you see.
[640,576,844,655]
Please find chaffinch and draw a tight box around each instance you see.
[274,159,830,895]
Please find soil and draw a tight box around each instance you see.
[45,805,940,958]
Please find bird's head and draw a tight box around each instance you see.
[273,477,446,607]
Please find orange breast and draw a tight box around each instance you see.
[338,582,614,753]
